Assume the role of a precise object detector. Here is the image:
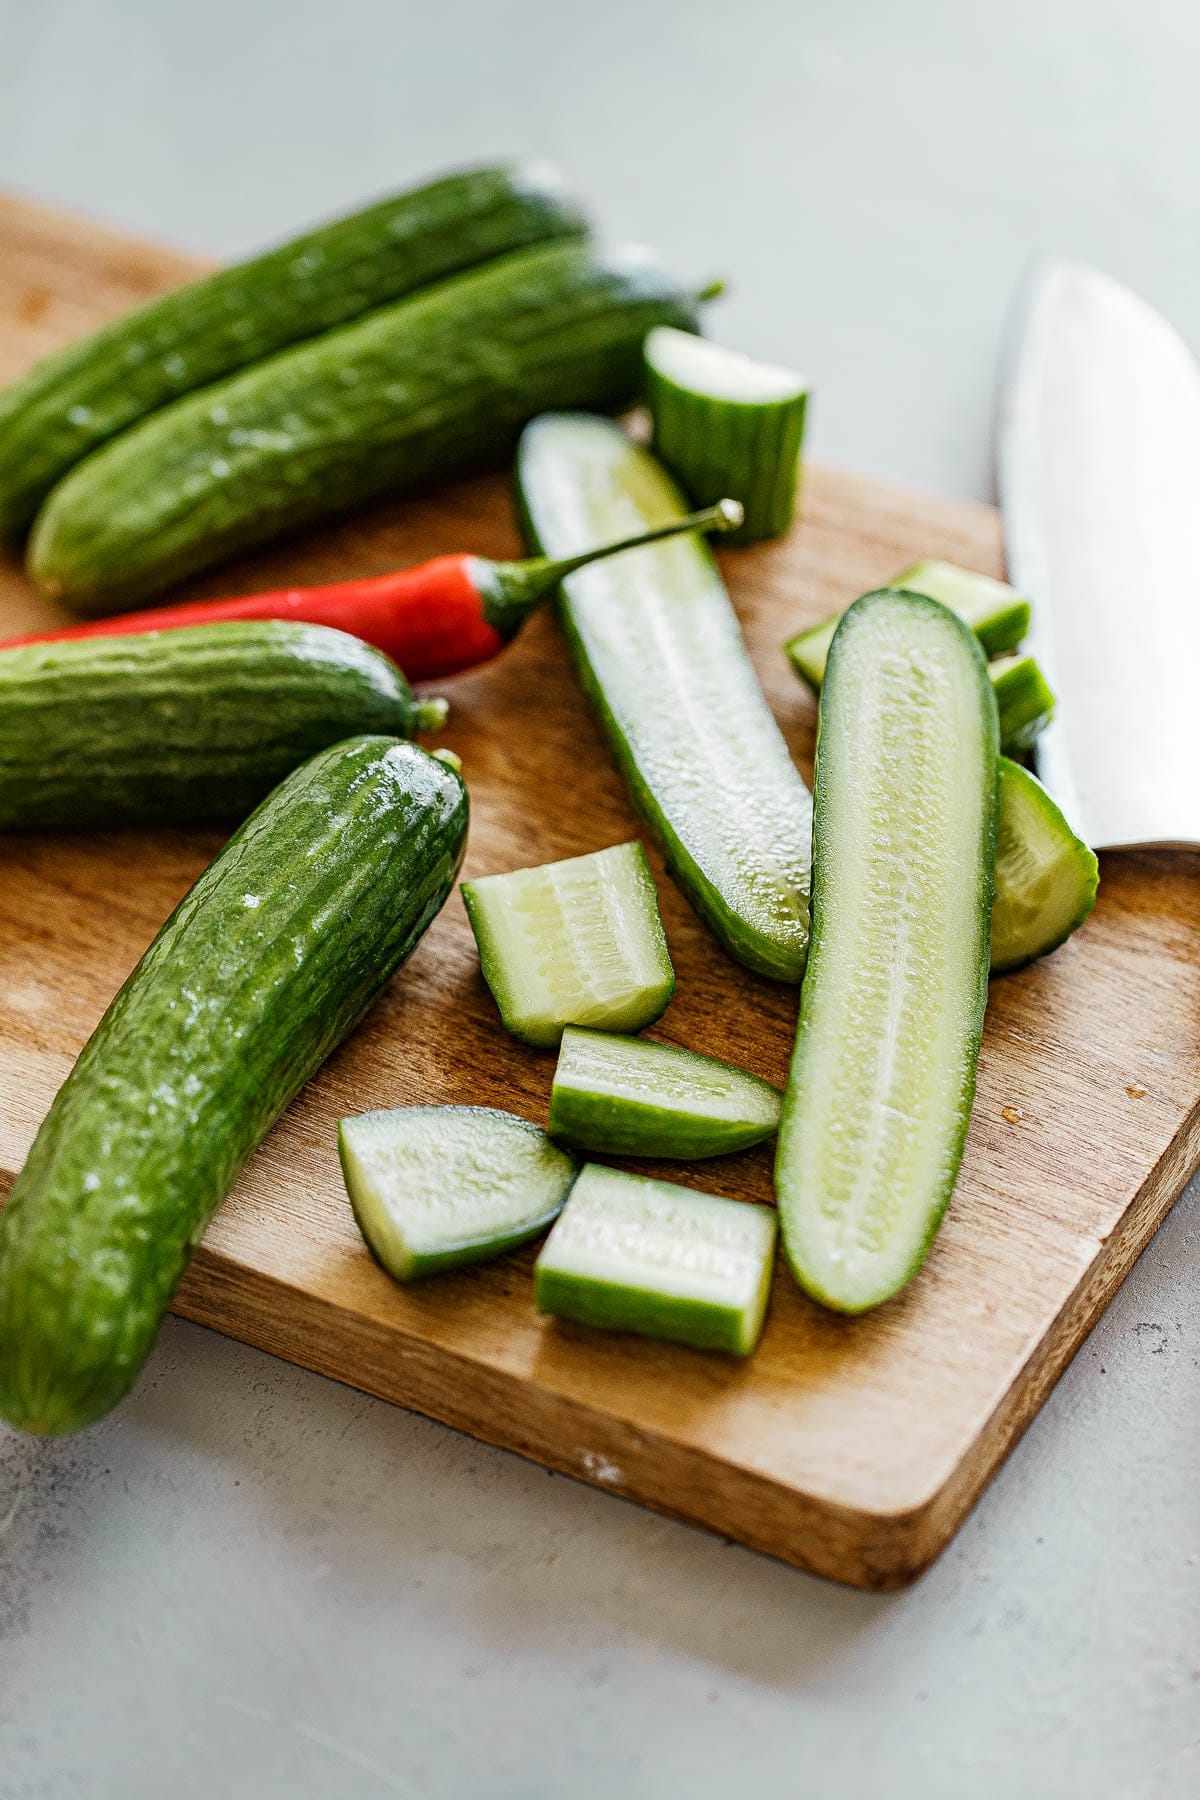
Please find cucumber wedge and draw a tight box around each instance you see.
[991,758,1099,973]
[785,560,1030,692]
[517,413,813,982]
[338,1106,578,1280]
[776,590,999,1314]
[644,326,808,543]
[548,1027,782,1158]
[461,841,674,1049]
[990,652,1056,754]
[535,1163,777,1355]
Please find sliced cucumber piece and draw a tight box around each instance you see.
[776,590,998,1314]
[785,560,1030,692]
[535,1162,777,1355]
[644,326,808,544]
[548,1027,782,1158]
[991,758,1098,974]
[339,1105,577,1280]
[517,413,813,982]
[990,652,1056,754]
[461,841,674,1049]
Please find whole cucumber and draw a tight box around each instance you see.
[0,621,447,830]
[29,241,702,614]
[0,162,586,538]
[0,736,468,1435]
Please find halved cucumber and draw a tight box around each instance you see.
[534,1162,777,1355]
[990,652,1056,754]
[517,414,813,982]
[785,560,1030,692]
[338,1105,577,1280]
[548,1027,782,1158]
[644,326,808,543]
[991,758,1099,973]
[461,841,674,1049]
[776,590,998,1314]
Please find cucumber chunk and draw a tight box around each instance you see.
[339,1105,577,1281]
[535,1163,777,1355]
[549,1027,782,1158]
[461,841,674,1049]
[989,652,1056,754]
[644,326,808,543]
[991,758,1099,973]
[517,413,813,982]
[785,560,1030,692]
[776,591,998,1314]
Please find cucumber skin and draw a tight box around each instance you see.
[0,621,431,830]
[991,655,1056,754]
[516,415,813,984]
[0,737,468,1436]
[535,1264,755,1354]
[0,162,586,539]
[548,1031,782,1158]
[648,374,806,545]
[30,242,700,614]
[776,592,999,1313]
[990,757,1099,974]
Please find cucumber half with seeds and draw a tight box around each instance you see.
[549,1027,782,1158]
[785,560,1030,692]
[517,413,813,982]
[535,1163,777,1355]
[644,326,808,543]
[991,758,1098,973]
[776,590,998,1314]
[339,1106,578,1281]
[461,841,674,1049]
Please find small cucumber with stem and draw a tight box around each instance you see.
[461,841,674,1049]
[776,590,999,1314]
[339,1106,578,1280]
[991,758,1098,973]
[535,1163,777,1355]
[785,560,1031,691]
[548,1027,782,1158]
[517,413,814,982]
[644,326,808,543]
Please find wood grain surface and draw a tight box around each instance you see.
[1,190,1197,1588]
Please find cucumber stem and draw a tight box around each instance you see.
[414,696,450,733]
[477,497,743,638]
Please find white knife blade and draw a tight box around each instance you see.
[998,258,1200,849]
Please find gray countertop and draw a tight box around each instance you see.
[2,2,1198,1795]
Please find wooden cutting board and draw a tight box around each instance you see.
[2,191,1197,1590]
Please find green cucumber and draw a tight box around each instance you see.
[534,1163,777,1355]
[461,842,674,1050]
[517,413,813,982]
[0,162,586,539]
[644,325,808,543]
[548,1027,782,1158]
[30,242,700,614]
[0,736,468,1435]
[990,652,1056,754]
[0,621,446,830]
[339,1106,577,1280]
[991,758,1099,973]
[776,591,998,1314]
[785,559,1030,691]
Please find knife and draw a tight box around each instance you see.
[997,257,1200,850]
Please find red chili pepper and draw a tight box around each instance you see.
[4,500,743,679]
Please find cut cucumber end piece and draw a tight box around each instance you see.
[535,1163,777,1355]
[776,590,998,1314]
[339,1105,578,1281]
[990,758,1099,974]
[644,326,808,544]
[785,560,1030,696]
[549,1027,782,1158]
[989,652,1056,755]
[461,840,675,1050]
